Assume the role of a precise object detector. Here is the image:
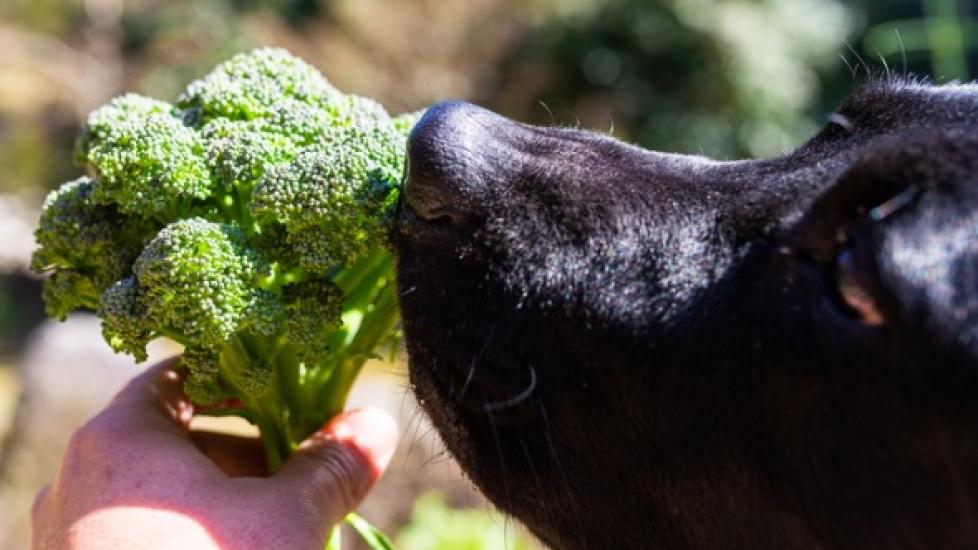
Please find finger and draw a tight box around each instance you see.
[190,430,267,477]
[31,485,50,530]
[100,356,194,439]
[274,408,398,527]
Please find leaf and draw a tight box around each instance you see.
[345,512,396,550]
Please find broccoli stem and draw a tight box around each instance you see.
[318,282,399,417]
[71,285,102,312]
[215,192,240,225]
[312,252,399,418]
[273,348,304,443]
[219,333,294,471]
[250,251,403,454]
[234,184,257,233]
[160,253,401,475]
[256,263,309,293]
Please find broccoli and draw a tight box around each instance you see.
[32,49,418,487]
[31,176,158,319]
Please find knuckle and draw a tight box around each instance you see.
[64,424,101,462]
[65,414,122,460]
[301,443,368,511]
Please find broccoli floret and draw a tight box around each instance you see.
[201,118,299,196]
[99,277,153,362]
[133,218,270,350]
[32,177,156,319]
[76,95,212,220]
[251,143,397,272]
[235,356,275,398]
[182,345,226,404]
[282,279,344,364]
[178,48,341,124]
[32,49,422,485]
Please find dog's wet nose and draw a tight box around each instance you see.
[403,100,509,225]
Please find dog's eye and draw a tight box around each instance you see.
[831,242,885,326]
[793,185,924,328]
[788,169,926,329]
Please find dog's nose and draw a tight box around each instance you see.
[403,100,509,224]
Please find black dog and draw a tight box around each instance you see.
[392,80,978,549]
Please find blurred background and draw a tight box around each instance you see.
[0,0,976,548]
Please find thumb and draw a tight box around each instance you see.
[274,408,398,526]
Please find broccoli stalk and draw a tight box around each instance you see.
[203,248,400,471]
[32,48,421,547]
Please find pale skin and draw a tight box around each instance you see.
[30,359,399,550]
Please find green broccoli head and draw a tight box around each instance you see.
[201,118,299,196]
[34,49,423,479]
[99,277,153,362]
[32,177,156,319]
[249,114,406,272]
[76,95,212,220]
[100,217,284,398]
[178,48,341,124]
[133,218,272,351]
[181,346,226,404]
[283,279,344,357]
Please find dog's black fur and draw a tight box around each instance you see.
[392,79,978,549]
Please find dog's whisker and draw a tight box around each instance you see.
[537,397,586,534]
[839,53,858,80]
[538,100,556,125]
[844,40,872,78]
[456,355,478,401]
[485,407,513,516]
[895,28,908,75]
[483,366,537,412]
[513,436,555,540]
[417,444,452,472]
[456,323,497,402]
[403,405,430,466]
[873,45,891,81]
[518,436,545,502]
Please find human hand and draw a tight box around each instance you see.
[31,358,398,550]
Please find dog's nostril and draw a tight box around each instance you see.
[403,100,503,225]
[403,186,460,224]
[402,159,464,223]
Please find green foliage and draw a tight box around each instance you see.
[396,492,539,550]
[33,49,415,474]
[506,0,854,159]
[862,0,976,83]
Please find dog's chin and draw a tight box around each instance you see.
[401,336,572,547]
[398,320,507,491]
[392,232,490,431]
[393,221,565,519]
[403,344,476,458]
